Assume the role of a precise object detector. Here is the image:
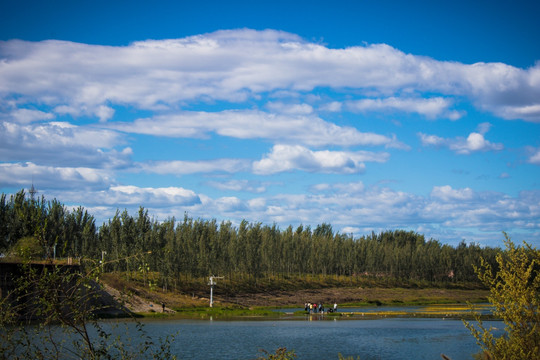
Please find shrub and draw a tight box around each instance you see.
[463,233,540,360]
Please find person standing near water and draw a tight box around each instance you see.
[334,302,337,312]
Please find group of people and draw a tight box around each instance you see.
[304,302,337,314]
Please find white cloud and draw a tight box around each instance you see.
[205,179,267,193]
[430,185,474,201]
[138,159,250,175]
[0,162,113,189]
[476,122,492,135]
[340,226,362,235]
[450,132,504,154]
[346,97,462,120]
[459,62,540,122]
[3,108,55,123]
[252,144,389,174]
[422,188,540,236]
[418,130,503,154]
[99,185,200,207]
[311,181,365,194]
[418,133,446,147]
[265,102,314,115]
[213,196,248,212]
[110,110,398,147]
[2,29,539,121]
[0,120,129,167]
[527,147,540,165]
[320,101,342,112]
[54,104,115,122]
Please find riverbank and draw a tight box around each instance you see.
[98,274,489,318]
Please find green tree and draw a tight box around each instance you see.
[9,236,44,260]
[464,234,540,359]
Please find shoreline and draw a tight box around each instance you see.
[127,302,496,321]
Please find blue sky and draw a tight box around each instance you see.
[1,0,539,247]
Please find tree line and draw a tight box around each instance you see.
[1,190,501,289]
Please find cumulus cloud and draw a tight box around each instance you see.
[418,129,503,154]
[213,196,248,212]
[422,188,540,236]
[453,132,503,154]
[97,185,201,207]
[250,185,538,244]
[109,110,398,147]
[0,162,113,190]
[2,108,55,124]
[0,120,130,167]
[252,144,389,174]
[54,104,115,122]
[1,29,539,121]
[430,185,474,201]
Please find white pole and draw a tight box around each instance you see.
[209,276,223,308]
[101,251,107,270]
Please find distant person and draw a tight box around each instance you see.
[162,302,166,313]
[334,302,337,312]
[319,303,324,314]
[309,303,313,314]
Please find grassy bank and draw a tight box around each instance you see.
[99,272,489,316]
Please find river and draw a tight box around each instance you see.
[126,316,502,359]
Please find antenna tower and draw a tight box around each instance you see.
[29,181,37,201]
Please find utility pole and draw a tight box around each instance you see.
[208,275,224,307]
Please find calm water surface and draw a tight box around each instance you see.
[131,317,502,359]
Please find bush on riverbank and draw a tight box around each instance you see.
[464,235,540,360]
